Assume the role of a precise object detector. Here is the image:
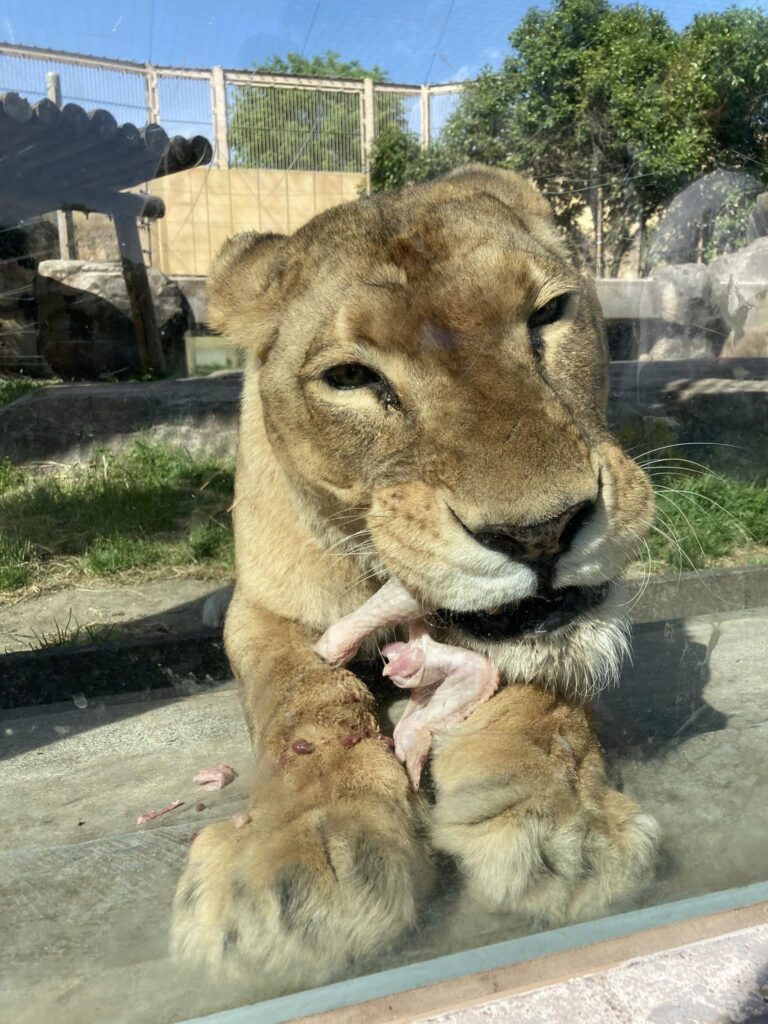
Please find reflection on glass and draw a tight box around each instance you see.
[1,2,767,1021]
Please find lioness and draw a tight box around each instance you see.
[172,166,659,983]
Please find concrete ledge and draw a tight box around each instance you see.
[0,372,241,464]
[0,631,229,709]
[2,567,767,709]
[1,359,766,465]
[626,565,768,624]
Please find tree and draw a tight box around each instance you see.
[228,51,403,172]
[369,1,768,274]
[673,8,768,175]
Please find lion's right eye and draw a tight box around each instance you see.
[322,363,382,389]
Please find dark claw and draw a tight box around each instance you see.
[342,693,359,704]
[292,739,316,754]
[341,734,362,748]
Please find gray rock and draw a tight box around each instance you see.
[647,169,763,267]
[746,191,768,243]
[708,237,768,352]
[635,264,724,359]
[35,260,194,379]
[170,275,208,327]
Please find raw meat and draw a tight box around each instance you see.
[314,579,499,788]
[313,578,422,668]
[383,622,499,789]
[193,764,236,790]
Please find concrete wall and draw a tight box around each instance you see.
[146,167,365,276]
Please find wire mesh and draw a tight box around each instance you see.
[157,74,213,141]
[375,90,421,139]
[226,82,363,172]
[0,53,147,126]
[429,88,462,140]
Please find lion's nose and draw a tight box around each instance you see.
[470,500,595,568]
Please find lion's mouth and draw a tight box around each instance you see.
[435,582,610,641]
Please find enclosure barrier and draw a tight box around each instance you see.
[0,42,464,177]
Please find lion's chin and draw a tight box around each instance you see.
[438,583,630,699]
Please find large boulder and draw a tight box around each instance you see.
[647,170,763,268]
[35,260,194,379]
[636,264,724,360]
[708,238,768,356]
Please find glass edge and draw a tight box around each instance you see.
[179,880,768,1024]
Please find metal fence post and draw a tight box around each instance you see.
[211,66,230,168]
[420,85,430,148]
[362,77,375,192]
[45,72,76,260]
[144,66,160,123]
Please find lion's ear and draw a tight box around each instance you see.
[207,231,286,359]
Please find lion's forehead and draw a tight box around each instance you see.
[325,251,575,354]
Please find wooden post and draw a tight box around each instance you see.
[362,77,375,194]
[45,72,76,260]
[420,84,430,149]
[211,66,229,168]
[113,211,165,373]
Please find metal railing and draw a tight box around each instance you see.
[0,42,464,175]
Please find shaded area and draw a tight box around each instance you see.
[0,373,241,465]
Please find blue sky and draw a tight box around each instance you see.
[1,0,764,84]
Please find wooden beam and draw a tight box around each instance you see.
[66,192,165,220]
[45,72,76,261]
[113,211,165,374]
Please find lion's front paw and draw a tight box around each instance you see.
[171,796,431,988]
[430,693,659,926]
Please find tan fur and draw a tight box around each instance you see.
[172,166,659,984]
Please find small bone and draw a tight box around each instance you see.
[136,799,184,825]
[313,578,422,668]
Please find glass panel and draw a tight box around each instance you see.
[1,2,767,1021]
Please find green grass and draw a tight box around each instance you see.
[645,470,768,572]
[0,440,234,595]
[0,377,54,409]
[0,437,766,596]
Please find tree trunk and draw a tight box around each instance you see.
[590,142,604,277]
[637,217,646,276]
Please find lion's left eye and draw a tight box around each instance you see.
[528,293,572,330]
[322,362,399,407]
[323,363,382,389]
[527,293,572,357]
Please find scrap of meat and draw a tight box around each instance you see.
[136,800,184,825]
[314,578,499,788]
[192,763,236,790]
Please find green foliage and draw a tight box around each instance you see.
[0,441,234,592]
[370,1,768,274]
[228,50,401,172]
[367,125,454,193]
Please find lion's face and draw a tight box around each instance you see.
[209,167,653,694]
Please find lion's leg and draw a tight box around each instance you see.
[430,684,659,924]
[171,592,432,984]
